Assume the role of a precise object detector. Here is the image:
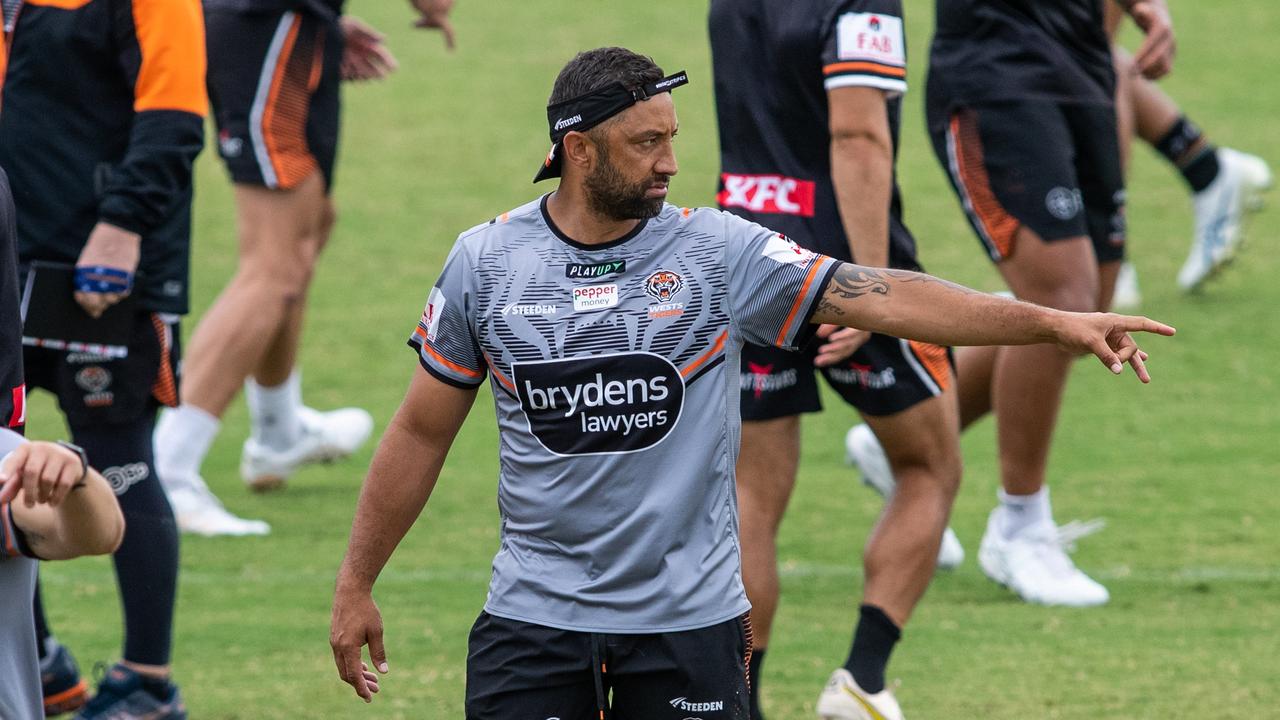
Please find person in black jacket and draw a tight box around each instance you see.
[0,0,206,716]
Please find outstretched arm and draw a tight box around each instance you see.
[330,366,477,702]
[810,263,1175,381]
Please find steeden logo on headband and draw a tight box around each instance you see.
[554,114,583,131]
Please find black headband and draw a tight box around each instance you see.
[533,70,689,183]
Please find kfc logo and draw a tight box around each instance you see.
[718,174,816,217]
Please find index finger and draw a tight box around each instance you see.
[1120,316,1176,337]
[0,446,27,504]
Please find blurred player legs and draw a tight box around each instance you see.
[155,7,374,536]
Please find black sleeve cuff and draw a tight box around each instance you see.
[792,260,842,348]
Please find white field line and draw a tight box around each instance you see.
[42,564,1280,587]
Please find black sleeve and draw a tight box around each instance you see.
[100,0,208,238]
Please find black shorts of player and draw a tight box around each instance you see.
[206,6,342,192]
[927,100,1126,265]
[22,313,181,428]
[465,611,753,720]
[740,333,954,421]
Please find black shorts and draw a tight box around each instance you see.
[927,101,1126,264]
[740,333,953,421]
[206,7,342,191]
[465,612,752,720]
[23,313,181,428]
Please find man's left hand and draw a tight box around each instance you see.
[0,442,85,508]
[1051,311,1176,383]
[74,222,140,319]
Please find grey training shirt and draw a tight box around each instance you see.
[1,429,42,720]
[409,197,837,633]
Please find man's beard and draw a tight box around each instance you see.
[583,146,667,221]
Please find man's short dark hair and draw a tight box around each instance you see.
[549,47,664,106]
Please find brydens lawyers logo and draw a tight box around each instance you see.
[514,351,684,456]
[718,173,816,217]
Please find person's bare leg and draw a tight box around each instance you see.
[737,416,800,648]
[252,196,336,387]
[861,389,962,622]
[838,387,961,697]
[954,345,997,431]
[736,415,800,720]
[1113,47,1137,176]
[182,172,327,416]
[993,229,1099,496]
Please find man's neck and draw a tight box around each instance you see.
[545,187,640,246]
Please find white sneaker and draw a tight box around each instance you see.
[240,406,374,491]
[1178,148,1272,292]
[1110,261,1142,311]
[167,477,271,537]
[977,510,1109,607]
[845,425,965,570]
[816,668,904,720]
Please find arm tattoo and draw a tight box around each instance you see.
[880,268,981,295]
[816,295,846,317]
[827,264,890,300]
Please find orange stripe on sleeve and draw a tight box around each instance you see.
[681,330,728,378]
[421,342,483,380]
[823,61,906,78]
[131,0,208,115]
[774,258,829,347]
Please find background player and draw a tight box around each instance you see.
[328,46,1173,719]
[1103,0,1271,298]
[912,0,1173,608]
[0,0,206,715]
[154,0,458,536]
[708,2,962,717]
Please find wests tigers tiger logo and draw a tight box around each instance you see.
[644,270,684,302]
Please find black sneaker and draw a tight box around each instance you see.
[41,642,88,716]
[75,664,187,720]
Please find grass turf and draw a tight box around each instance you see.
[27,0,1279,717]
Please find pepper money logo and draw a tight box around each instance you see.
[514,351,685,456]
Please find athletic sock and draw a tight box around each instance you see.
[153,404,219,483]
[1154,116,1220,193]
[748,647,766,720]
[997,486,1053,539]
[246,370,302,451]
[844,604,901,694]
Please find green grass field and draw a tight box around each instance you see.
[27,1,1280,717]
